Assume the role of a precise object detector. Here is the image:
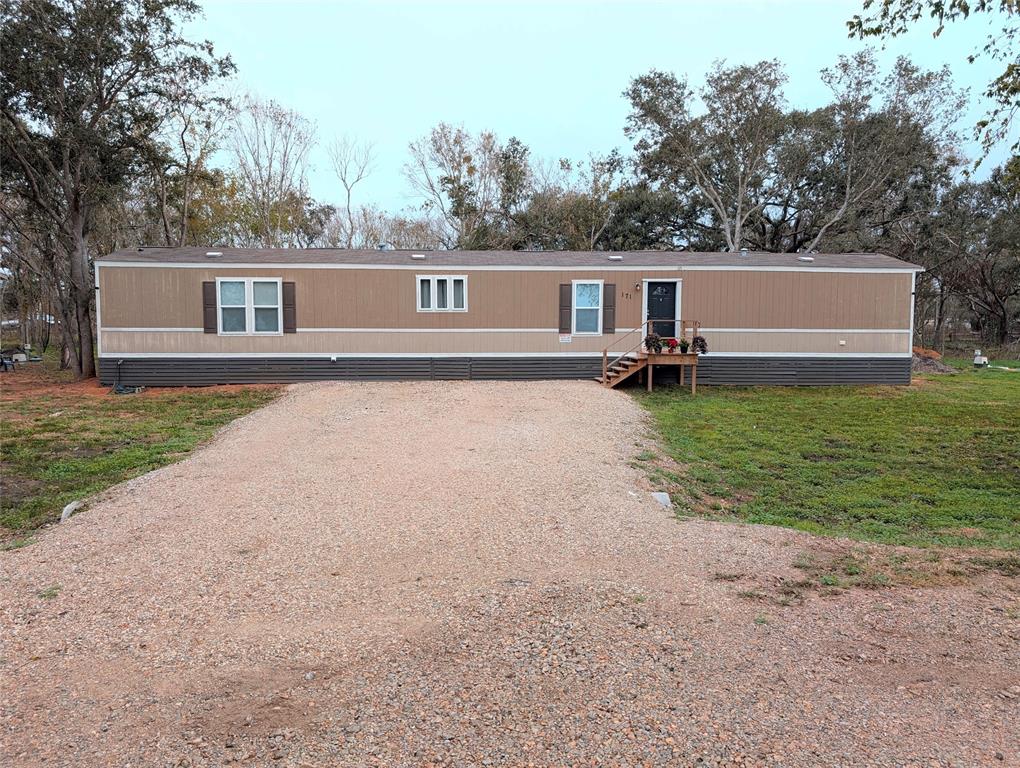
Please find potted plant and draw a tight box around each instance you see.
[643,332,663,354]
[691,335,708,354]
[665,337,678,353]
[678,337,690,354]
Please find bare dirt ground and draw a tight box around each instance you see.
[1,381,1018,767]
[0,360,279,403]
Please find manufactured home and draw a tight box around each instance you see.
[95,247,921,386]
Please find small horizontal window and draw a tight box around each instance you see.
[417,275,467,312]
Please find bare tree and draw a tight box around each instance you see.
[148,86,232,247]
[231,96,316,248]
[404,123,505,249]
[571,152,625,250]
[0,196,76,366]
[327,136,375,248]
[518,153,625,250]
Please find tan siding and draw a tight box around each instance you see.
[102,329,909,355]
[98,264,912,356]
[700,331,908,354]
[678,270,911,329]
[102,329,636,355]
[99,266,652,330]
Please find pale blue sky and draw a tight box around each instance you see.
[191,0,1009,212]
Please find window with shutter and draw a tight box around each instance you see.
[213,277,284,335]
[571,280,604,335]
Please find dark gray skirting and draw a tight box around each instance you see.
[99,356,912,387]
[692,356,912,386]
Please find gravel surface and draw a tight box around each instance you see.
[2,381,1017,767]
[911,354,957,374]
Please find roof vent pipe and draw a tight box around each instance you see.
[608,255,623,261]
[205,251,223,258]
[797,255,815,262]
[410,253,426,260]
[739,247,749,256]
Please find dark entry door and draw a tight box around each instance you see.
[647,282,677,338]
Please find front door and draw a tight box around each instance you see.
[647,282,677,338]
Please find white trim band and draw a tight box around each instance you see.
[99,351,913,360]
[298,327,557,333]
[703,352,912,358]
[100,352,614,359]
[103,327,205,333]
[102,327,564,334]
[95,260,923,274]
[99,326,909,335]
[696,328,911,334]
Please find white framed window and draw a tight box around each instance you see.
[572,280,603,335]
[417,275,467,312]
[216,277,283,335]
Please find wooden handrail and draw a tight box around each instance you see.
[601,318,703,383]
[600,320,649,382]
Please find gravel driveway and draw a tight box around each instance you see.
[2,381,1017,767]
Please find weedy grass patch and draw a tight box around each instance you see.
[636,365,1019,550]
[1,360,280,534]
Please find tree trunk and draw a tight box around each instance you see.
[40,295,52,353]
[933,282,947,355]
[68,213,96,378]
[59,334,73,370]
[54,299,79,371]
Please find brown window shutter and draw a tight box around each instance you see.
[202,281,217,333]
[282,281,297,333]
[603,284,616,334]
[558,283,572,334]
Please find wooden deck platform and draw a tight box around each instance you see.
[641,352,699,394]
[599,318,702,394]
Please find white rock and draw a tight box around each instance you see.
[650,492,672,509]
[60,500,85,522]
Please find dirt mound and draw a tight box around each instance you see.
[912,345,943,360]
[912,353,956,374]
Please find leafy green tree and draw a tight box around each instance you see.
[600,184,697,251]
[757,54,962,253]
[625,60,787,252]
[937,165,1019,344]
[848,0,1020,156]
[626,53,963,254]
[1,0,232,377]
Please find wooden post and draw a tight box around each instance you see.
[691,362,697,396]
[647,363,653,392]
[678,362,683,385]
[602,349,608,383]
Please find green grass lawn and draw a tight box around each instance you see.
[636,365,1020,550]
[1,363,279,534]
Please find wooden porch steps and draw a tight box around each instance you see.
[598,356,647,388]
